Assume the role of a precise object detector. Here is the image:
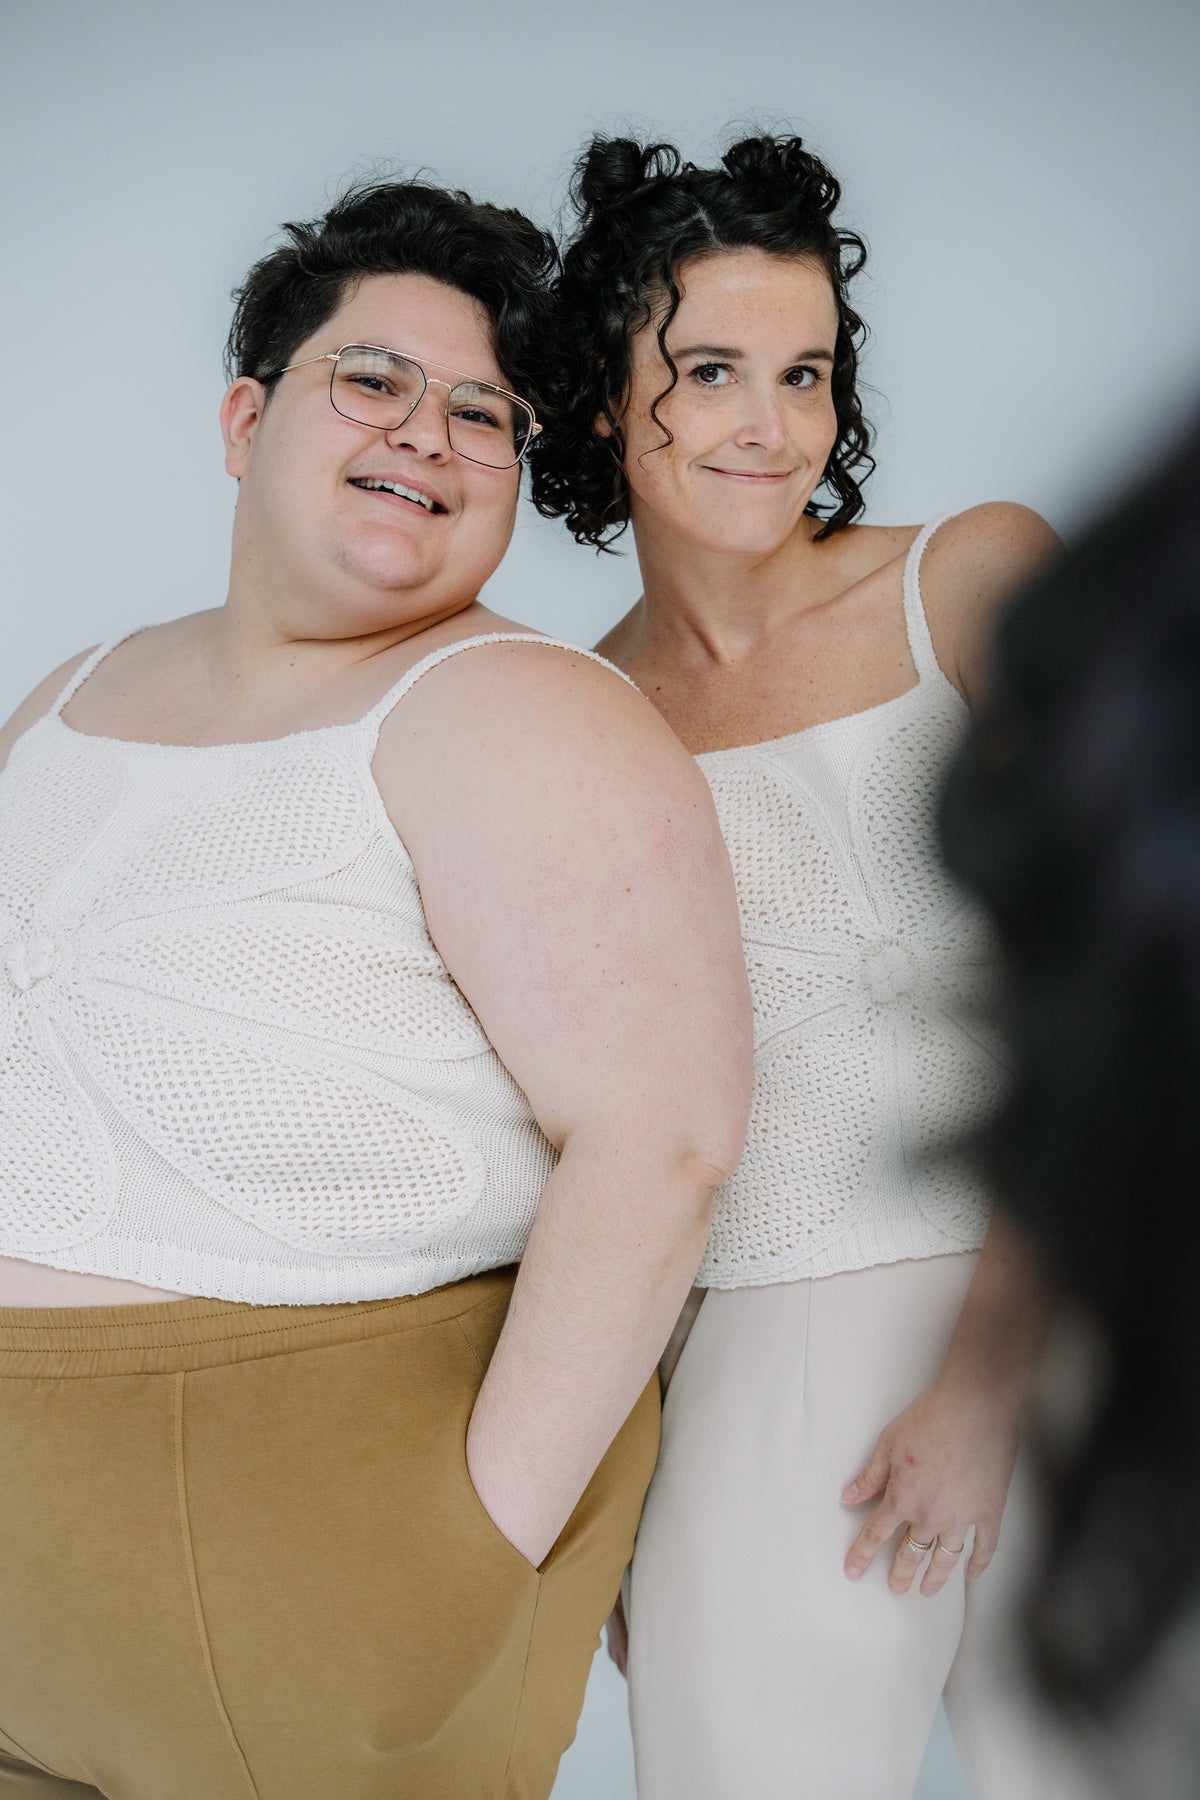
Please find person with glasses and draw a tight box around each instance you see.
[0,176,751,1800]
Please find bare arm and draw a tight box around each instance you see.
[921,501,1064,708]
[376,643,752,1566]
[842,1210,1052,1590]
[843,505,1062,1593]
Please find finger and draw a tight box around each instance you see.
[967,1519,998,1581]
[845,1500,905,1581]
[919,1537,966,1597]
[841,1445,889,1505]
[888,1523,937,1594]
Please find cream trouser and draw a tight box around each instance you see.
[626,1254,1104,1800]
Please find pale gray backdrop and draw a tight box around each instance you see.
[2,1,1198,1794]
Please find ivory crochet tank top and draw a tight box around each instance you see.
[694,516,1003,1287]
[0,632,628,1304]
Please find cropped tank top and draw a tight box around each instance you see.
[693,516,1004,1287]
[0,632,632,1304]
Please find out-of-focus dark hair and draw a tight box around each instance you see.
[532,133,873,549]
[940,416,1200,1706]
[224,176,560,441]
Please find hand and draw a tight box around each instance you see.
[605,1591,629,1678]
[841,1376,1020,1596]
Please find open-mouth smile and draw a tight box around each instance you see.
[349,477,448,514]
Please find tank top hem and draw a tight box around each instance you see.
[694,1213,989,1290]
[6,1234,531,1308]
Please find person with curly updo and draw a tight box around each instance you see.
[533,133,1095,1797]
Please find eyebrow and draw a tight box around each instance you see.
[669,343,836,364]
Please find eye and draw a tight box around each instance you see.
[784,365,821,390]
[347,372,394,395]
[690,363,734,388]
[449,385,510,432]
[453,403,504,429]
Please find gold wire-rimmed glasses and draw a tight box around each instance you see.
[265,342,543,470]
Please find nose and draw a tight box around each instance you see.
[383,380,452,459]
[733,386,789,454]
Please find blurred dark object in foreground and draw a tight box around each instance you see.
[940,414,1200,1719]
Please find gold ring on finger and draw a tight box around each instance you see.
[902,1530,936,1556]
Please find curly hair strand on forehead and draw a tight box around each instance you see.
[532,132,875,550]
[224,176,560,447]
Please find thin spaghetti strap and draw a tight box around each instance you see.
[49,631,143,716]
[360,631,642,745]
[901,514,955,682]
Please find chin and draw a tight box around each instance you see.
[337,539,436,593]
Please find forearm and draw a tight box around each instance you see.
[936,1207,1054,1407]
[466,1135,720,1567]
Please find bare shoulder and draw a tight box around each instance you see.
[374,629,709,841]
[922,502,1062,599]
[0,647,98,777]
[920,503,1062,703]
[381,631,685,765]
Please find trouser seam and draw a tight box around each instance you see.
[500,1580,544,1790]
[173,1371,261,1800]
[0,1720,78,1782]
[456,1311,542,1791]
[454,1315,486,1376]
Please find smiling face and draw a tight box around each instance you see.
[619,250,840,560]
[221,272,523,638]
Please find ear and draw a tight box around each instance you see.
[220,376,268,479]
[593,390,627,441]
[592,356,621,440]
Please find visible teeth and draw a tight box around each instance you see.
[356,478,436,511]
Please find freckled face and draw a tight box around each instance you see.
[223,272,523,637]
[619,250,841,557]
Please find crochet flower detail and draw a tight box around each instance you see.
[0,731,490,1258]
[698,708,1003,1279]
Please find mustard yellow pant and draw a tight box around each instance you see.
[0,1268,660,1800]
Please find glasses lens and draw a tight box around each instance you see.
[330,347,424,429]
[447,382,536,469]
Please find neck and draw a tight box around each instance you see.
[214,529,480,704]
[220,504,478,673]
[627,507,833,665]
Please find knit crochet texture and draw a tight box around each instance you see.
[694,517,1002,1287]
[0,634,627,1304]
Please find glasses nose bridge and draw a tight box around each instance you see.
[387,369,454,449]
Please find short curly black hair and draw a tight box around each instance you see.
[225,176,560,448]
[531,133,874,549]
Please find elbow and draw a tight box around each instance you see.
[679,1113,749,1197]
[683,1139,743,1193]
[684,1064,752,1192]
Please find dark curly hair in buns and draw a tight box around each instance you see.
[532,133,873,548]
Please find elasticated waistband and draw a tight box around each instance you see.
[0,1265,517,1379]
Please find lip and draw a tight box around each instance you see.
[702,467,795,483]
[348,473,450,515]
